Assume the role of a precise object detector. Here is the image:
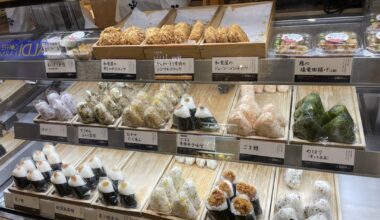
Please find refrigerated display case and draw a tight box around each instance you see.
[0,1,379,220]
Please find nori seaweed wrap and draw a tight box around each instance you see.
[231,194,256,220]
[322,111,355,144]
[12,165,31,189]
[206,188,233,220]
[236,182,262,216]
[51,171,72,197]
[27,169,49,192]
[68,175,91,199]
[98,179,118,206]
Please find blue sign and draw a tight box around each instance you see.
[0,39,45,60]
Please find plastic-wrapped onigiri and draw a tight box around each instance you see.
[168,166,185,191]
[196,158,206,168]
[149,186,172,213]
[306,213,328,220]
[185,157,195,165]
[175,156,186,163]
[275,192,304,219]
[181,180,201,210]
[172,191,198,219]
[159,176,177,204]
[312,180,331,201]
[273,207,299,220]
[206,160,218,170]
[305,198,332,220]
[284,168,303,189]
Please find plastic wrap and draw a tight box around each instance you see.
[122,105,145,128]
[60,93,77,114]
[366,28,380,54]
[316,31,360,55]
[144,106,166,129]
[101,95,122,118]
[369,13,380,30]
[94,103,115,125]
[77,102,96,124]
[46,90,60,105]
[35,100,55,120]
[273,33,312,56]
[52,99,74,121]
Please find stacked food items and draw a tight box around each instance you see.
[175,156,218,170]
[97,170,137,208]
[34,89,76,121]
[273,169,333,220]
[204,24,249,43]
[293,93,356,144]
[206,170,262,220]
[98,20,205,46]
[273,33,312,56]
[227,85,288,138]
[316,32,359,55]
[366,13,380,54]
[173,94,219,132]
[123,84,187,129]
[149,166,201,219]
[76,82,144,125]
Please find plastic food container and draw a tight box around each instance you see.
[366,28,380,54]
[316,31,359,55]
[273,33,312,56]
[41,33,66,59]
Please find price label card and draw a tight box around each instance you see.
[55,202,84,219]
[101,59,137,80]
[239,139,285,164]
[13,194,39,210]
[45,59,76,78]
[96,209,125,220]
[177,134,216,155]
[40,123,67,141]
[294,58,352,83]
[78,126,108,146]
[154,58,194,74]
[212,57,258,81]
[302,145,355,172]
[124,130,158,151]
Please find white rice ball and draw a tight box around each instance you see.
[312,180,331,202]
[275,192,304,219]
[306,213,328,220]
[284,168,303,189]
[305,198,331,220]
[273,207,299,220]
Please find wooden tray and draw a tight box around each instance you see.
[167,84,238,136]
[201,162,276,220]
[9,144,93,199]
[0,132,26,166]
[270,168,342,220]
[143,159,224,220]
[93,10,171,60]
[200,2,274,58]
[289,86,366,149]
[34,82,98,125]
[48,148,133,206]
[0,80,27,104]
[225,86,292,142]
[92,152,173,217]
[143,5,220,59]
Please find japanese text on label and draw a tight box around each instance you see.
[40,123,67,137]
[13,194,39,209]
[45,59,76,73]
[294,58,352,76]
[55,202,84,218]
[154,58,194,74]
[96,209,125,220]
[124,130,158,146]
[212,57,258,74]
[177,134,215,151]
[101,59,136,74]
[78,127,108,140]
[240,139,285,159]
[302,145,355,166]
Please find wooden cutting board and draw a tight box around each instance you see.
[201,161,276,220]
[290,86,365,149]
[270,168,342,220]
[92,152,173,217]
[143,158,223,220]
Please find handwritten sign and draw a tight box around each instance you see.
[239,139,285,164]
[40,123,67,141]
[154,58,194,74]
[124,130,158,151]
[78,126,108,146]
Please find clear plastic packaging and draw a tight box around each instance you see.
[316,31,359,55]
[34,100,56,120]
[52,99,74,121]
[60,93,77,114]
[273,33,312,56]
[366,28,380,54]
[369,13,380,30]
[77,102,96,124]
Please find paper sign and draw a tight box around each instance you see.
[302,145,355,166]
[154,58,194,74]
[13,194,39,210]
[78,127,108,141]
[45,59,76,73]
[40,123,67,138]
[101,59,136,74]
[55,202,84,219]
[212,57,258,74]
[177,134,215,151]
[124,130,158,146]
[294,58,352,76]
[96,209,125,220]
[240,139,285,158]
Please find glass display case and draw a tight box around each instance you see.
[0,1,379,220]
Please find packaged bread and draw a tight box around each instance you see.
[216,27,228,43]
[174,22,191,43]
[146,27,161,44]
[227,24,249,42]
[189,20,204,42]
[159,25,175,44]
[121,26,145,45]
[205,26,217,43]
[99,27,122,45]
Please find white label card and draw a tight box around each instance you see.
[212,57,258,74]
[240,139,285,159]
[154,58,194,74]
[96,209,125,220]
[54,202,84,219]
[177,134,216,151]
[78,127,108,141]
[13,194,39,209]
[101,59,136,74]
[124,130,158,146]
[302,145,355,166]
[40,123,67,137]
[294,58,352,76]
[45,59,76,73]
